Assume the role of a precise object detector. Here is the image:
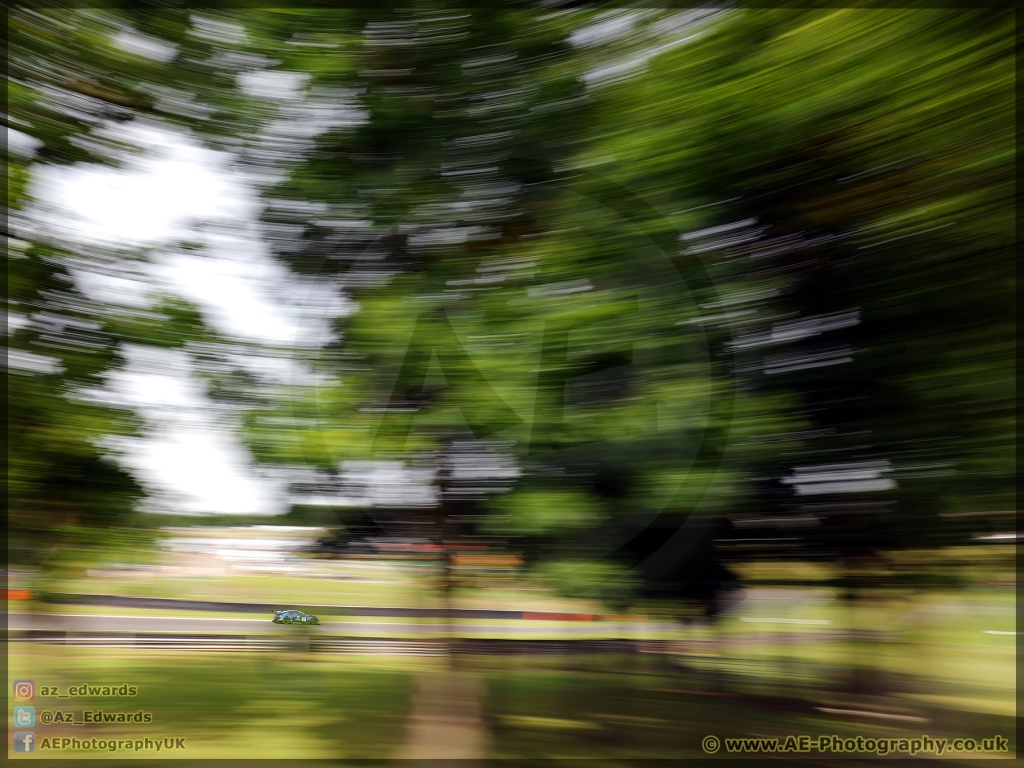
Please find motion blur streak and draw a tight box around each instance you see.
[6,4,1014,762]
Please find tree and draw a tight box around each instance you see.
[6,6,155,568]
[572,7,1013,690]
[229,6,805,621]
[5,5,272,569]
[235,4,601,647]
[17,5,1009,636]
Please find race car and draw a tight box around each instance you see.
[271,609,320,625]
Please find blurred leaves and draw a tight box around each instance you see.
[6,5,1013,609]
[486,488,606,537]
[531,559,639,610]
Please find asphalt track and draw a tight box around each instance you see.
[40,593,598,621]
[7,612,666,637]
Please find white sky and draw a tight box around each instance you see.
[29,121,350,515]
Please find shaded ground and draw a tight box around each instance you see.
[471,656,1016,762]
[397,667,487,761]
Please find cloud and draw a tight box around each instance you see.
[28,123,347,515]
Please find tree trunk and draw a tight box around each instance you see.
[842,567,886,698]
[442,541,458,667]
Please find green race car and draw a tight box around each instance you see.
[271,609,320,625]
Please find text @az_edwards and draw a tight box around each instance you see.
[39,709,153,724]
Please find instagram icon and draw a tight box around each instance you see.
[13,681,34,701]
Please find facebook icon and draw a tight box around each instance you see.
[14,732,35,753]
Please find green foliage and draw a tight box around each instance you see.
[531,560,639,611]
[574,8,1013,559]
[4,6,246,565]
[487,489,606,537]
[8,5,1012,606]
